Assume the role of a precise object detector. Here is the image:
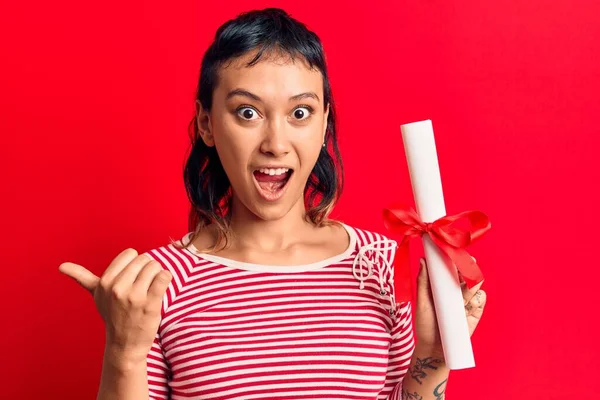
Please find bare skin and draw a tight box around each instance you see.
[192,48,350,262]
[193,222,350,265]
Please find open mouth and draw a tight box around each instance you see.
[252,168,294,202]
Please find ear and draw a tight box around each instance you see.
[195,100,215,147]
[322,103,330,143]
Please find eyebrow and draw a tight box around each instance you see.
[225,88,320,103]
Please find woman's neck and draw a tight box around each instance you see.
[227,195,315,253]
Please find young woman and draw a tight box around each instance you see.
[59,7,487,400]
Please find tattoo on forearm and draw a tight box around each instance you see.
[433,378,447,400]
[402,388,423,400]
[408,357,444,384]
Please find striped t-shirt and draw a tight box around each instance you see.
[143,224,415,400]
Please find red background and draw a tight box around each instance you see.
[2,0,598,398]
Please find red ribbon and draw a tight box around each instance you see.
[382,203,491,303]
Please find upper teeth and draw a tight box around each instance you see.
[258,168,289,176]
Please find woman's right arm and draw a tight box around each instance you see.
[97,344,150,400]
[59,248,172,400]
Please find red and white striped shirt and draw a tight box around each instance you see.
[143,224,415,400]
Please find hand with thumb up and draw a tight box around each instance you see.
[59,248,173,365]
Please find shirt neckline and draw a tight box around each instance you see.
[179,223,358,273]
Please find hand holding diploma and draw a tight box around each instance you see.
[384,119,492,370]
[400,256,488,399]
[415,256,487,354]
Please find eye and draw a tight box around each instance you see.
[236,106,260,121]
[292,105,314,121]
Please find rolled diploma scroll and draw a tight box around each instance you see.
[401,119,475,369]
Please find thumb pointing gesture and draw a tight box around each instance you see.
[59,249,172,364]
[59,262,100,295]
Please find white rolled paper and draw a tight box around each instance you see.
[401,119,475,370]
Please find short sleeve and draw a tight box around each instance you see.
[378,301,416,399]
[147,333,171,399]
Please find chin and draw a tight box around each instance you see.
[250,197,301,221]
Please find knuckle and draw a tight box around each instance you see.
[111,286,126,301]
[143,302,159,314]
[126,292,145,307]
[99,278,111,292]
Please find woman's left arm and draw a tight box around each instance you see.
[400,346,449,400]
[401,257,487,400]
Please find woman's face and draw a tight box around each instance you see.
[197,50,329,222]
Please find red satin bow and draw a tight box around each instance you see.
[382,203,491,303]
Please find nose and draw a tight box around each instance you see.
[259,118,291,157]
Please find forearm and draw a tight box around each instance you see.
[401,346,449,400]
[97,344,149,400]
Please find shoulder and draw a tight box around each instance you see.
[342,223,398,249]
[140,234,194,313]
[342,223,399,270]
[343,223,410,313]
[141,233,193,269]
